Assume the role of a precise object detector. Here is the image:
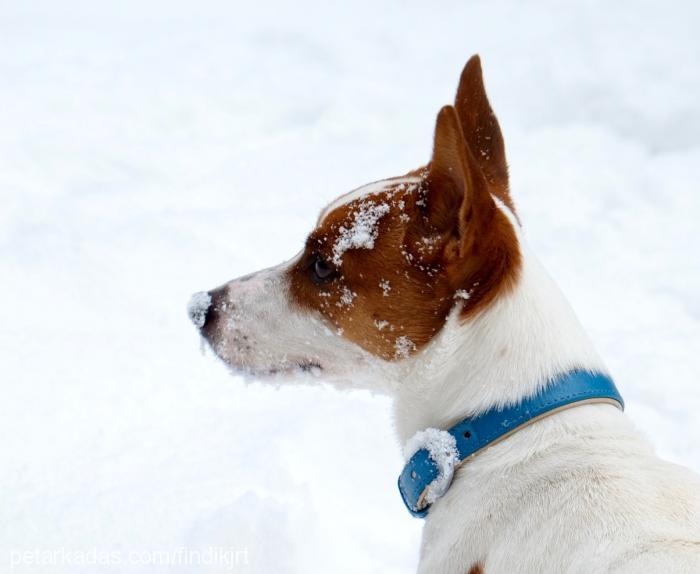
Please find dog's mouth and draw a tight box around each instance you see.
[261,360,323,377]
[229,359,324,381]
[199,333,325,380]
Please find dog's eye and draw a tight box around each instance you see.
[310,257,336,283]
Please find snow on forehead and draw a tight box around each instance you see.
[331,201,390,265]
[319,176,421,224]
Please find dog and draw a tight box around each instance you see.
[189,55,700,573]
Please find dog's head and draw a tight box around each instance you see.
[189,55,521,388]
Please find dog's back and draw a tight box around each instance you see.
[418,405,700,573]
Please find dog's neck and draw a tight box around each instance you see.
[393,232,608,445]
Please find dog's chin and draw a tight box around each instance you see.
[201,336,325,382]
[240,360,325,381]
[199,332,392,392]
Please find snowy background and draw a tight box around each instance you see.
[1,0,699,572]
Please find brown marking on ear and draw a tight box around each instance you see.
[467,563,484,574]
[421,105,521,320]
[454,54,514,215]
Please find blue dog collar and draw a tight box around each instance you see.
[398,370,624,518]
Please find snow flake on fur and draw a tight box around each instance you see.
[332,201,390,265]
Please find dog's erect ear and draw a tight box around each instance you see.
[423,105,520,317]
[453,55,513,213]
[426,105,496,259]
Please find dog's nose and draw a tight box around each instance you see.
[187,291,213,328]
[188,286,230,329]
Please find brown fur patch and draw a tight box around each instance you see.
[287,55,520,360]
[288,176,455,360]
[467,563,484,574]
[454,55,514,216]
[424,105,520,321]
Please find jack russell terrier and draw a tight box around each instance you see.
[189,56,700,573]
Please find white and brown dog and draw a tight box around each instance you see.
[189,56,700,573]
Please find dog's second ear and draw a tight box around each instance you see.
[454,55,513,213]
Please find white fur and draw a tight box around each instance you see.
[195,190,700,572]
[418,403,700,573]
[393,227,608,443]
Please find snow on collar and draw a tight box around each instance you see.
[398,370,624,518]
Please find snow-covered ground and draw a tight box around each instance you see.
[1,1,699,572]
